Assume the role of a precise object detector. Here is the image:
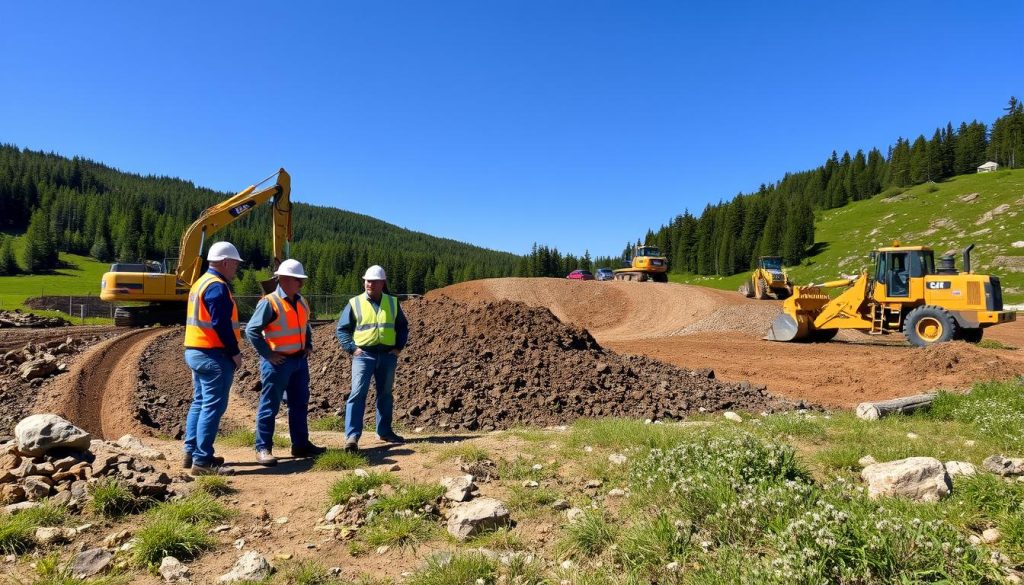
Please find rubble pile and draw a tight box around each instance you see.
[1,337,89,384]
[0,310,70,328]
[0,414,178,512]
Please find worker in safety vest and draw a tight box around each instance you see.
[183,241,243,476]
[335,265,409,452]
[244,259,325,466]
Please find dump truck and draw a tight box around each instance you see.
[765,243,1016,347]
[614,244,669,282]
[100,169,292,326]
[739,256,793,299]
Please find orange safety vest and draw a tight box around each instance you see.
[184,272,240,349]
[262,292,310,355]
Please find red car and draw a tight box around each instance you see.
[566,269,595,280]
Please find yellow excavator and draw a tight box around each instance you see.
[739,256,793,299]
[100,169,292,326]
[614,244,669,282]
[765,243,1016,347]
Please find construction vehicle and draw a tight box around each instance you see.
[614,244,669,282]
[739,256,793,299]
[100,169,292,326]
[765,243,1016,347]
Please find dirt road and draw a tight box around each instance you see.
[433,278,1024,407]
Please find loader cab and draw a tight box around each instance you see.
[872,247,935,300]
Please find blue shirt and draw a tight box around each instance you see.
[202,268,240,357]
[335,293,408,354]
[244,285,315,360]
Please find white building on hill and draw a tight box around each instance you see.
[977,161,999,173]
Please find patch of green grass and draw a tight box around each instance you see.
[218,429,291,448]
[436,443,490,463]
[362,513,438,548]
[928,379,1024,451]
[312,449,368,471]
[567,418,713,452]
[368,483,443,515]
[192,475,236,497]
[27,553,126,585]
[150,493,233,524]
[557,510,619,560]
[309,416,345,432]
[617,513,692,580]
[279,560,344,585]
[755,412,828,441]
[406,552,497,585]
[507,427,552,442]
[977,339,1017,350]
[507,485,561,513]
[466,527,525,551]
[0,502,68,554]
[133,514,214,567]
[328,472,395,506]
[89,479,142,517]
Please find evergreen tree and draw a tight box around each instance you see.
[21,209,58,273]
[0,235,18,275]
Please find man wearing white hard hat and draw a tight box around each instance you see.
[335,264,409,452]
[182,241,244,476]
[244,258,325,466]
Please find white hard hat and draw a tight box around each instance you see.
[207,242,243,262]
[274,259,308,279]
[362,265,387,281]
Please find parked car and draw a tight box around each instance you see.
[595,267,615,281]
[566,269,595,281]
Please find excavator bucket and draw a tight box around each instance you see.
[764,286,832,342]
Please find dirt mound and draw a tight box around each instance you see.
[0,309,70,328]
[137,298,791,435]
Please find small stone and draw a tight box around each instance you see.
[565,508,584,522]
[414,427,424,433]
[522,480,538,488]
[233,538,245,550]
[376,545,390,555]
[353,468,370,478]
[607,488,626,498]
[944,461,977,477]
[666,561,680,572]
[273,516,288,525]
[551,500,570,511]
[964,440,977,447]
[218,551,272,583]
[969,534,983,545]
[324,504,344,523]
[608,454,627,466]
[723,412,743,423]
[583,446,593,453]
[561,560,573,569]
[71,548,113,579]
[982,528,1001,544]
[275,553,293,560]
[34,526,65,545]
[102,530,132,547]
[211,524,232,533]
[585,479,602,488]
[858,455,878,468]
[387,463,401,472]
[906,432,919,440]
[159,556,190,582]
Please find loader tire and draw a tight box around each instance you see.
[774,286,792,300]
[904,306,957,348]
[755,279,769,300]
[739,282,754,298]
[957,327,984,343]
[652,272,668,283]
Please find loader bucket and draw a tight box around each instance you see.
[763,285,831,342]
[764,312,809,341]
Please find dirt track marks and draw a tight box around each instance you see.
[42,328,168,439]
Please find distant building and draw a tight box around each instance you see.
[977,161,999,173]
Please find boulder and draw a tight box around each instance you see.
[72,548,113,579]
[944,461,977,477]
[18,357,58,381]
[861,457,950,502]
[14,415,91,456]
[440,475,475,502]
[218,551,272,583]
[446,497,511,540]
[983,455,1024,477]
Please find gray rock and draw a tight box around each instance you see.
[446,497,511,540]
[22,477,52,500]
[983,455,1024,477]
[72,548,113,579]
[3,501,39,514]
[218,551,272,583]
[858,455,878,468]
[14,414,91,456]
[324,504,344,523]
[944,461,977,477]
[34,526,66,545]
[18,357,58,381]
[440,475,475,502]
[159,556,191,582]
[861,457,950,502]
[982,528,1001,544]
[551,499,570,511]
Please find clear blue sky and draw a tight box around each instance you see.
[2,1,1021,258]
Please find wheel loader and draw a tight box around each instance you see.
[739,256,793,299]
[765,244,1016,347]
[614,244,669,282]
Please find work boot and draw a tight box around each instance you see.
[190,463,235,477]
[290,443,327,458]
[377,432,406,444]
[344,438,359,453]
[255,449,278,467]
[183,454,224,469]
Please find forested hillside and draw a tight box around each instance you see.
[0,146,521,294]
[644,96,1024,277]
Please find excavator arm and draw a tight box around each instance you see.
[175,168,292,286]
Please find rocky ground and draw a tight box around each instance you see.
[0,310,71,328]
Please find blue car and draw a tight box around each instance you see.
[596,268,615,281]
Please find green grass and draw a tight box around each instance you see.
[0,502,67,554]
[362,514,438,548]
[436,443,491,463]
[89,479,142,517]
[0,239,114,321]
[309,416,346,432]
[151,492,233,524]
[132,494,231,567]
[668,168,1024,303]
[328,471,396,506]
[192,475,236,497]
[217,428,291,449]
[25,553,126,585]
[406,552,497,585]
[312,449,368,471]
[368,483,444,515]
[557,510,620,560]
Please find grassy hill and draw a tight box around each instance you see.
[672,168,1024,304]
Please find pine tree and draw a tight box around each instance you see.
[0,235,18,275]
[21,209,58,273]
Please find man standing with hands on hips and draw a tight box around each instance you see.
[245,258,325,467]
[183,241,243,476]
[336,265,409,453]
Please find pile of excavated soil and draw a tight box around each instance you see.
[137,298,792,435]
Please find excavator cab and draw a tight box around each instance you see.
[871,247,935,300]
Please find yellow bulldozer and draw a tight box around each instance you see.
[100,169,292,326]
[739,256,793,299]
[613,244,669,282]
[765,243,1016,347]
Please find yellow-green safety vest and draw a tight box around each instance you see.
[351,293,397,347]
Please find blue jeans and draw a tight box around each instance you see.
[345,351,397,440]
[183,349,235,466]
[255,355,310,451]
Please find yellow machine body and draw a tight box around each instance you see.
[765,244,1016,347]
[613,245,669,282]
[739,256,793,299]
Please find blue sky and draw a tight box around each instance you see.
[2,1,1021,258]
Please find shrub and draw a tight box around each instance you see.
[89,479,140,517]
[557,510,619,560]
[192,476,235,497]
[309,416,345,432]
[328,472,395,506]
[133,515,213,567]
[312,449,368,471]
[406,552,497,585]
[362,513,436,548]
